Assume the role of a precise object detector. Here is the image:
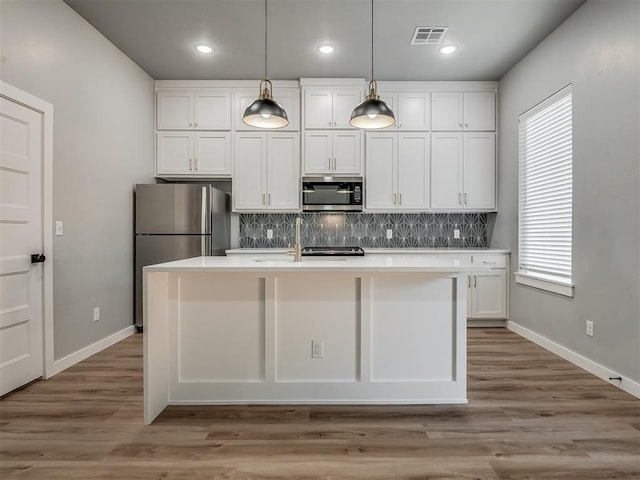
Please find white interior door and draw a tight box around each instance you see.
[0,97,44,395]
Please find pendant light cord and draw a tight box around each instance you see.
[264,0,268,79]
[371,0,374,81]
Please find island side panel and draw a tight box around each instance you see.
[143,270,170,425]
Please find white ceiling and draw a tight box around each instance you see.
[64,0,586,81]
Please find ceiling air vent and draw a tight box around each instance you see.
[410,26,448,45]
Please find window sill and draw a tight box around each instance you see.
[514,272,574,297]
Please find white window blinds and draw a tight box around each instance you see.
[518,86,573,284]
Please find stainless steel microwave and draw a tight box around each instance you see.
[301,177,364,212]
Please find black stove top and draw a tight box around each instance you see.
[301,246,365,256]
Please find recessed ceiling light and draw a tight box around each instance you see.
[317,44,335,55]
[194,44,214,54]
[439,45,457,55]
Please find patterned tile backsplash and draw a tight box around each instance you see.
[239,213,487,249]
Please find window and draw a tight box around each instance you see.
[515,85,573,297]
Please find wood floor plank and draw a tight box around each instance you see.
[1,328,638,480]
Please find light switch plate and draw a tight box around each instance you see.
[454,229,460,239]
[266,229,273,239]
[55,221,64,236]
[386,229,393,239]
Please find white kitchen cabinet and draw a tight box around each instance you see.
[233,132,300,211]
[431,92,495,131]
[366,132,430,210]
[233,88,300,131]
[303,87,362,129]
[468,270,507,319]
[156,131,231,177]
[431,132,495,210]
[156,88,231,130]
[378,91,431,131]
[303,130,362,175]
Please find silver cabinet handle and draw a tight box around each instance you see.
[189,158,193,172]
[194,158,198,172]
[482,260,497,265]
[262,193,266,205]
[464,193,468,205]
[333,157,337,170]
[194,122,198,128]
[399,193,402,205]
[458,192,462,205]
[328,121,332,127]
[474,275,477,287]
[393,193,397,204]
[459,123,463,128]
[328,157,332,169]
[189,122,193,128]
[268,193,272,205]
[334,121,337,127]
[468,275,471,288]
[464,123,468,128]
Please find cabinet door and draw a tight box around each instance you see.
[193,89,231,130]
[463,133,495,210]
[233,134,267,210]
[333,88,362,128]
[431,133,463,209]
[397,133,430,210]
[304,89,333,129]
[333,131,362,174]
[397,92,430,131]
[304,131,332,174]
[236,88,300,131]
[156,90,193,130]
[267,133,300,210]
[156,132,193,175]
[377,92,397,131]
[471,271,507,318]
[431,92,463,131]
[194,132,231,176]
[463,92,495,131]
[365,133,396,210]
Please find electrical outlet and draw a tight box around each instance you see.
[586,320,594,337]
[266,229,273,239]
[454,229,460,239]
[386,229,393,239]
[55,221,64,236]
[93,307,100,322]
[311,339,324,358]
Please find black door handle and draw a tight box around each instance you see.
[31,254,46,263]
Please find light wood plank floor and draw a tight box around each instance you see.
[1,328,638,479]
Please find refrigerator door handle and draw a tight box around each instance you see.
[201,186,208,235]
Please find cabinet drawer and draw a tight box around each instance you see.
[471,254,507,268]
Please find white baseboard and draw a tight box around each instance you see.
[49,325,135,377]
[507,321,640,399]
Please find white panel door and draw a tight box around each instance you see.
[431,133,463,209]
[156,89,193,130]
[267,133,300,210]
[156,132,193,175]
[431,92,463,131]
[194,132,231,176]
[471,271,507,318]
[397,133,430,210]
[303,131,332,174]
[464,92,495,131]
[333,131,361,174]
[365,133,396,210]
[304,89,333,129]
[397,92,430,131]
[194,89,231,130]
[233,133,266,211]
[333,88,361,129]
[0,97,44,396]
[463,133,496,210]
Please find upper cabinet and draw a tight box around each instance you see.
[431,92,495,131]
[378,91,431,131]
[304,131,362,175]
[234,88,300,131]
[156,88,231,130]
[303,87,363,129]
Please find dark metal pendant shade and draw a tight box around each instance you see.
[350,80,395,129]
[242,80,289,128]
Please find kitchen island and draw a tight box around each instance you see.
[143,255,487,424]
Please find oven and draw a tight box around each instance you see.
[301,177,363,212]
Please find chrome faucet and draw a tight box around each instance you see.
[287,216,303,262]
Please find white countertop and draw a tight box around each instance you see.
[226,248,511,254]
[144,254,491,273]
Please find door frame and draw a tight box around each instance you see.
[1,81,55,379]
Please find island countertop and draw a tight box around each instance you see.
[143,254,492,273]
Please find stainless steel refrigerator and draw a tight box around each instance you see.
[134,184,230,329]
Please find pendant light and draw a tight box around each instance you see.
[349,0,395,129]
[242,0,288,129]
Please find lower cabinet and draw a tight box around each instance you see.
[467,270,507,319]
[156,131,231,177]
[233,132,300,211]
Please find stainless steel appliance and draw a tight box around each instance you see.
[302,246,365,256]
[134,184,230,328]
[302,177,363,212]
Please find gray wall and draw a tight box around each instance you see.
[493,0,640,382]
[0,0,155,359]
